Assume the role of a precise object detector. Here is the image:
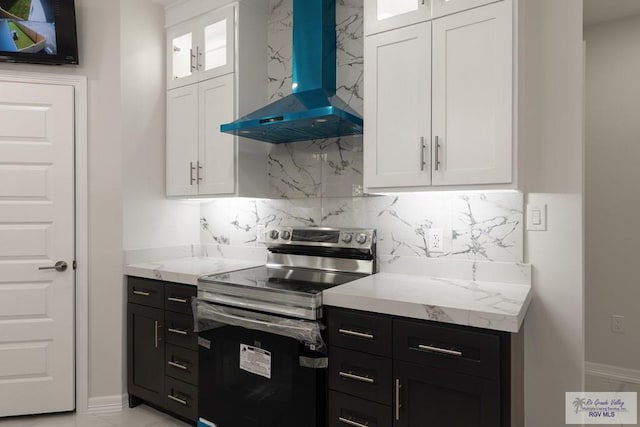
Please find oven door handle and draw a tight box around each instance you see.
[211,310,310,332]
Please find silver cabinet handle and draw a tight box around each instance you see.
[434,135,441,171]
[197,46,202,70]
[190,162,196,185]
[167,297,188,304]
[190,48,196,71]
[133,290,151,296]
[168,360,188,370]
[167,394,188,406]
[168,328,189,336]
[418,344,463,357]
[154,321,160,349]
[338,417,368,427]
[339,371,375,384]
[395,379,402,421]
[338,329,374,340]
[420,136,426,171]
[197,161,203,182]
[38,261,68,272]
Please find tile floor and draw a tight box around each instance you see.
[0,405,191,427]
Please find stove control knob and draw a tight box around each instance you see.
[356,233,368,245]
[269,230,280,240]
[341,233,353,243]
[281,230,291,240]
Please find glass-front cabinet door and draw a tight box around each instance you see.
[167,6,235,90]
[365,0,431,36]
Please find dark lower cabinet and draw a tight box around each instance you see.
[127,276,197,424]
[326,307,511,427]
[393,360,500,427]
[127,303,165,407]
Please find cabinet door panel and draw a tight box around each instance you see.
[166,85,199,197]
[167,21,198,90]
[394,360,500,427]
[365,0,431,36]
[127,304,165,406]
[364,23,432,190]
[198,74,236,195]
[432,0,500,19]
[198,6,235,82]
[432,1,513,186]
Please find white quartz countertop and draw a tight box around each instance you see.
[323,272,532,333]
[124,257,262,286]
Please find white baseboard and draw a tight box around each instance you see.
[586,361,640,385]
[86,393,128,414]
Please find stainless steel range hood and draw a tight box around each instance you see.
[220,0,363,144]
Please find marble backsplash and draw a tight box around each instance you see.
[200,191,524,263]
[267,0,365,199]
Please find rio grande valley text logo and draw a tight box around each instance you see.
[566,392,637,424]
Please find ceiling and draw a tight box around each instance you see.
[584,0,640,26]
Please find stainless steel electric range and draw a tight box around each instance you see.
[196,227,376,427]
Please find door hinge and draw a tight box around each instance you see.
[73,260,77,270]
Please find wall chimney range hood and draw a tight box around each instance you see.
[220,0,363,144]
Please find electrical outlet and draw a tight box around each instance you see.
[428,228,444,253]
[611,315,625,333]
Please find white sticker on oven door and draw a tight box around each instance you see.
[239,344,271,379]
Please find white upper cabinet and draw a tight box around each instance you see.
[363,0,514,192]
[365,0,431,36]
[167,6,235,90]
[431,0,499,19]
[364,22,432,188]
[431,0,512,186]
[165,1,269,198]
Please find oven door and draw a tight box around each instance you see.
[198,307,326,427]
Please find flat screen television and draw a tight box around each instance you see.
[0,0,78,65]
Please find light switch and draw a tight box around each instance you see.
[527,204,547,231]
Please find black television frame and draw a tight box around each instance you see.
[0,0,79,65]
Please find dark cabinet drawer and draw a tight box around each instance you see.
[394,318,501,380]
[327,307,392,357]
[329,347,392,405]
[165,344,198,386]
[165,311,197,350]
[328,391,392,427]
[127,277,164,309]
[165,377,198,421]
[165,283,196,314]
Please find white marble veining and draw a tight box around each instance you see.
[200,191,524,263]
[124,257,262,286]
[267,0,364,199]
[323,272,532,333]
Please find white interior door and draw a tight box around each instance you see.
[0,81,75,416]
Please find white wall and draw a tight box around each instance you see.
[585,15,640,371]
[519,0,585,425]
[0,0,125,402]
[121,0,200,251]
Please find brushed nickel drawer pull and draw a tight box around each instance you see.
[167,394,188,406]
[168,361,188,370]
[338,328,374,340]
[167,297,188,304]
[339,371,375,384]
[339,417,369,427]
[395,379,402,421]
[133,290,150,296]
[418,344,463,357]
[168,328,189,336]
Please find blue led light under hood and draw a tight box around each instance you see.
[220,0,363,144]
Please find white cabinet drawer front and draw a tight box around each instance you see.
[432,0,513,186]
[364,22,432,189]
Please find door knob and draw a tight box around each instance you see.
[39,261,68,272]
